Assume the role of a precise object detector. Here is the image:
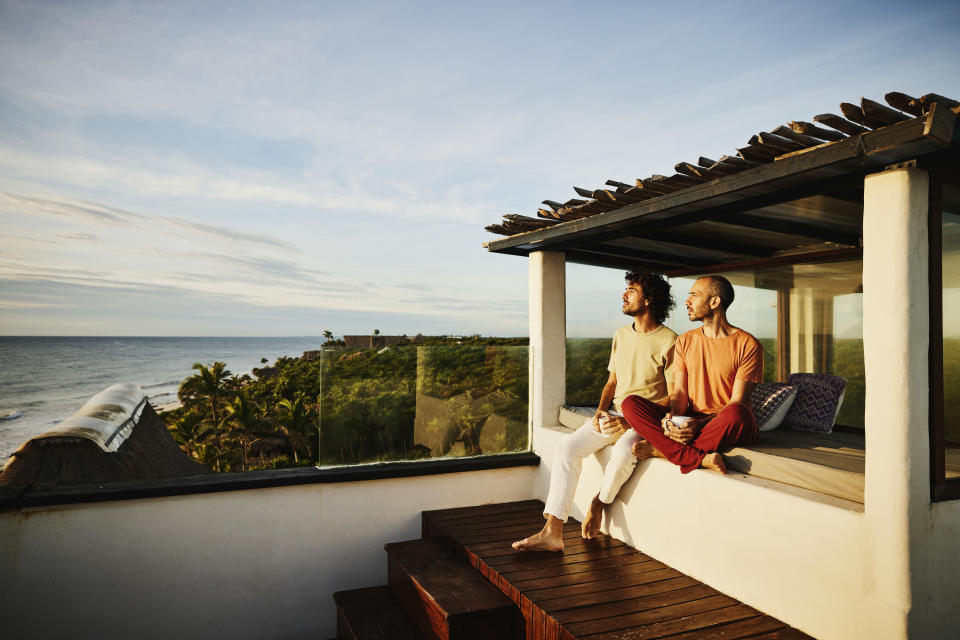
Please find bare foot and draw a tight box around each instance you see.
[511,529,564,552]
[701,452,727,474]
[582,495,604,539]
[632,439,664,460]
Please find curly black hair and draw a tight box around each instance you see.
[624,269,675,325]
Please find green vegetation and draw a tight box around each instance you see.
[164,336,529,471]
[943,338,960,442]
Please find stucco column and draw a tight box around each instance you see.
[862,167,930,637]
[528,251,566,433]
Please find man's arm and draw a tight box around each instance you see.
[668,370,689,416]
[728,379,756,406]
[592,371,619,433]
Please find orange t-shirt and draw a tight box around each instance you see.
[674,328,763,414]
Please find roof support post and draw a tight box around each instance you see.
[528,251,566,436]
[862,166,930,638]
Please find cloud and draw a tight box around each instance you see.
[0,191,298,252]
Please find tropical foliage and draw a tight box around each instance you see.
[164,336,529,472]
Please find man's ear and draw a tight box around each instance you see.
[709,296,721,310]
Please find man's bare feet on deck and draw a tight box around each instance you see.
[512,517,564,552]
[701,452,727,474]
[631,439,664,460]
[582,494,604,539]
[512,529,563,552]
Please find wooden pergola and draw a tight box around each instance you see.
[484,91,959,277]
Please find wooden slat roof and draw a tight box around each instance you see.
[484,92,960,274]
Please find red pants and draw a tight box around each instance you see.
[621,395,757,474]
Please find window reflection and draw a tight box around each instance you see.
[941,180,960,443]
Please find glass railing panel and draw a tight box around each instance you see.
[565,338,610,405]
[162,343,529,472]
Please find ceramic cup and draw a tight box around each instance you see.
[665,414,692,434]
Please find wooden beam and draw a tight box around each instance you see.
[504,214,558,226]
[813,113,869,136]
[840,102,886,129]
[861,97,911,126]
[701,161,740,177]
[719,154,762,169]
[789,120,846,141]
[772,125,823,147]
[636,177,680,194]
[885,91,923,117]
[675,161,706,179]
[737,145,777,162]
[666,247,863,278]
[568,244,714,268]
[916,93,960,111]
[642,229,774,258]
[716,212,861,246]
[748,135,794,154]
[618,185,659,202]
[563,249,680,273]
[756,132,806,152]
[662,173,704,187]
[572,186,596,199]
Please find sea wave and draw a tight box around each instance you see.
[143,380,181,389]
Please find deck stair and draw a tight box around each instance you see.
[334,500,812,639]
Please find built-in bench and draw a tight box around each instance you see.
[559,405,960,504]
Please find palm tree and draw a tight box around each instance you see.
[224,391,260,471]
[323,330,334,343]
[276,392,314,463]
[178,361,232,426]
[169,410,215,463]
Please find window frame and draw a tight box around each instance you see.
[927,152,960,501]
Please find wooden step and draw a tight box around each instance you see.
[386,538,517,640]
[422,501,815,640]
[333,585,426,640]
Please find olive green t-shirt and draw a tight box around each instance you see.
[607,324,677,411]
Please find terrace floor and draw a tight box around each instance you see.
[422,500,814,640]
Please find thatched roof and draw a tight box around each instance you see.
[0,384,208,487]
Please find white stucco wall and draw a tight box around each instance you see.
[0,465,537,640]
[863,167,932,639]
[528,250,566,437]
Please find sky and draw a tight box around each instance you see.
[0,0,958,337]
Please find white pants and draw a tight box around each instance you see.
[543,419,642,522]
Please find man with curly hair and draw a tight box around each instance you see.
[512,269,676,552]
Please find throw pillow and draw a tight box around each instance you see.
[750,382,798,432]
[783,373,847,434]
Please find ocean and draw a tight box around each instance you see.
[0,336,325,466]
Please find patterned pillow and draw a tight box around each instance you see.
[750,383,798,432]
[783,373,847,434]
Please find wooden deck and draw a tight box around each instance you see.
[423,500,813,640]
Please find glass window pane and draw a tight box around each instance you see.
[941,180,960,443]
[318,343,529,466]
